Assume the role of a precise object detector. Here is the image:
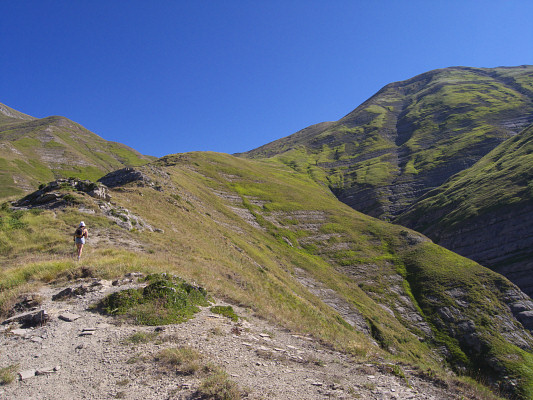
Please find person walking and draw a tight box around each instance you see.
[73,221,88,261]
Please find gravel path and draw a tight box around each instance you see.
[1,276,461,399]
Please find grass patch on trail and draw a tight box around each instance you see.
[155,346,243,399]
[97,273,210,325]
[210,305,239,322]
[156,346,203,375]
[0,364,18,385]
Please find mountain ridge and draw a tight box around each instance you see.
[0,102,154,199]
[239,65,533,218]
[238,64,533,301]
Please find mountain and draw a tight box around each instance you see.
[238,65,533,301]
[3,152,533,398]
[397,124,533,297]
[0,102,154,199]
[239,65,533,220]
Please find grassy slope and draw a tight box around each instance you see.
[398,124,533,233]
[1,152,532,398]
[0,104,154,199]
[239,66,533,220]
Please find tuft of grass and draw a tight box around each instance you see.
[210,305,239,322]
[155,346,203,375]
[123,331,159,345]
[198,368,242,400]
[0,364,18,385]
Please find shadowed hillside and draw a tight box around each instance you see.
[398,124,533,298]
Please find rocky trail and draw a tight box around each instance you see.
[1,274,467,399]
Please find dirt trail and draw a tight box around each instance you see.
[1,276,460,400]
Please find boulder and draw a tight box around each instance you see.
[517,310,533,330]
[98,168,151,188]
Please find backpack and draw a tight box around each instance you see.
[75,227,85,238]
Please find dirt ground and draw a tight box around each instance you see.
[1,275,463,400]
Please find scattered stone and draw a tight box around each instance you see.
[2,309,49,328]
[10,328,30,336]
[31,336,43,343]
[36,366,59,375]
[79,331,94,336]
[258,333,270,338]
[154,326,165,332]
[125,272,144,278]
[82,328,97,332]
[59,312,81,322]
[18,370,36,380]
[52,286,88,301]
[11,294,42,314]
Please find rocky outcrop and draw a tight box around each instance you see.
[421,201,533,299]
[14,178,111,208]
[98,167,152,188]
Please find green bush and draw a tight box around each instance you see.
[97,273,209,325]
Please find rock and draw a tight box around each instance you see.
[11,294,42,314]
[18,370,36,380]
[2,309,49,328]
[10,328,30,336]
[125,272,144,280]
[517,310,533,330]
[98,168,151,188]
[52,286,88,301]
[36,366,59,375]
[59,312,81,322]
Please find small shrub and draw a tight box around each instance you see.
[62,194,79,204]
[0,364,18,385]
[97,273,209,325]
[210,306,239,322]
[155,346,202,375]
[124,331,159,345]
[198,369,242,400]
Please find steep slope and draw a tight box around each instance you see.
[0,102,154,199]
[239,65,533,220]
[3,152,533,398]
[397,123,533,298]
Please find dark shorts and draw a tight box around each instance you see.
[75,237,86,245]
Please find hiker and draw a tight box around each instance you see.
[73,221,88,261]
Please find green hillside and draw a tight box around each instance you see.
[2,152,533,398]
[239,65,533,220]
[0,102,154,199]
[397,123,533,296]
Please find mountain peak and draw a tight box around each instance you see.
[0,102,36,124]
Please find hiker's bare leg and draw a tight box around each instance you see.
[76,243,84,260]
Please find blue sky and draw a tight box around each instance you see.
[1,1,532,157]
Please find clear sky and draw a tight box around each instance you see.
[1,1,532,157]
